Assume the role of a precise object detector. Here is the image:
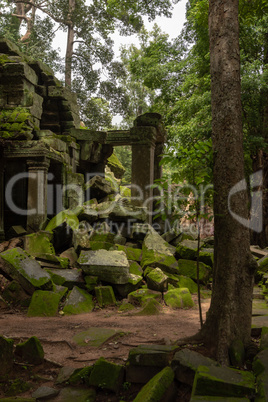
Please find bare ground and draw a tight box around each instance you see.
[0,297,211,400]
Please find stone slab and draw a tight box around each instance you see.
[128,344,179,367]
[72,328,122,347]
[45,268,84,289]
[0,247,52,294]
[78,250,130,284]
[63,286,94,315]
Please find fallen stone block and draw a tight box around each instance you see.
[253,348,268,376]
[191,365,255,399]
[164,288,194,309]
[32,386,59,400]
[23,231,55,256]
[255,370,268,402]
[0,336,14,377]
[95,285,116,307]
[117,245,142,262]
[63,286,94,315]
[133,366,175,402]
[133,298,162,316]
[114,274,143,298]
[2,280,31,306]
[128,344,178,368]
[147,268,168,292]
[178,259,211,284]
[88,357,124,392]
[0,247,53,294]
[126,364,161,384]
[54,386,96,402]
[171,349,218,386]
[60,247,78,267]
[27,290,62,317]
[78,249,130,284]
[45,268,84,289]
[85,175,115,201]
[176,239,204,260]
[72,328,122,347]
[15,336,44,365]
[128,288,162,306]
[258,255,268,272]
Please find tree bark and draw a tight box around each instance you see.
[65,0,75,88]
[198,0,256,364]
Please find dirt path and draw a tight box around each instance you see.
[1,297,210,368]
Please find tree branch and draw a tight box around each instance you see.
[13,0,67,25]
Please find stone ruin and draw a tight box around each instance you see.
[0,37,166,240]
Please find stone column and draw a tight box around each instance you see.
[130,126,157,222]
[0,160,5,240]
[26,159,50,232]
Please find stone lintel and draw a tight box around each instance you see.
[129,126,157,146]
[70,128,107,143]
[47,86,77,103]
[106,130,131,146]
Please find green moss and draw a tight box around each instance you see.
[134,298,162,316]
[69,366,92,385]
[129,260,143,276]
[95,286,116,307]
[63,287,94,315]
[117,245,142,262]
[27,290,61,317]
[178,259,211,284]
[128,288,162,306]
[0,54,17,64]
[133,366,174,402]
[15,336,44,365]
[0,108,34,138]
[5,379,31,396]
[118,302,135,312]
[24,232,55,256]
[72,328,120,347]
[88,357,124,392]
[141,248,179,274]
[120,186,131,197]
[164,288,194,309]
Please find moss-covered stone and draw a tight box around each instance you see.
[178,259,211,284]
[191,365,255,399]
[134,298,162,316]
[129,260,143,276]
[253,349,268,376]
[146,268,168,292]
[14,336,44,365]
[118,301,136,312]
[117,245,142,262]
[95,286,116,307]
[255,370,268,402]
[133,366,174,402]
[199,248,214,267]
[89,240,115,251]
[141,248,179,275]
[63,286,94,315]
[0,107,35,140]
[72,328,121,347]
[128,344,178,367]
[114,274,143,298]
[164,288,194,309]
[54,387,96,402]
[128,288,162,306]
[5,379,31,396]
[229,340,245,368]
[107,153,125,179]
[260,326,268,350]
[0,247,53,294]
[23,232,55,256]
[84,275,99,292]
[0,336,14,377]
[2,280,31,307]
[45,268,84,289]
[258,255,268,272]
[36,253,69,268]
[27,290,61,317]
[68,366,93,385]
[88,357,124,392]
[176,239,204,260]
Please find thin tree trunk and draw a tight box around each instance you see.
[198,0,257,365]
[65,0,75,88]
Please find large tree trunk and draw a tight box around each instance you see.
[199,0,256,365]
[65,0,75,88]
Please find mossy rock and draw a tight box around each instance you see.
[72,328,121,347]
[146,268,168,292]
[129,260,143,276]
[164,288,194,309]
[89,241,115,251]
[88,357,124,392]
[5,379,31,396]
[133,366,174,402]
[14,336,44,365]
[258,255,268,272]
[24,232,55,256]
[117,245,142,262]
[176,239,204,260]
[84,275,99,292]
[107,153,125,179]
[95,286,116,307]
[118,301,136,312]
[178,259,211,284]
[191,365,255,398]
[128,288,162,306]
[63,286,94,315]
[134,298,162,316]
[141,248,179,275]
[0,336,14,376]
[68,366,93,386]
[27,290,61,317]
[2,280,31,307]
